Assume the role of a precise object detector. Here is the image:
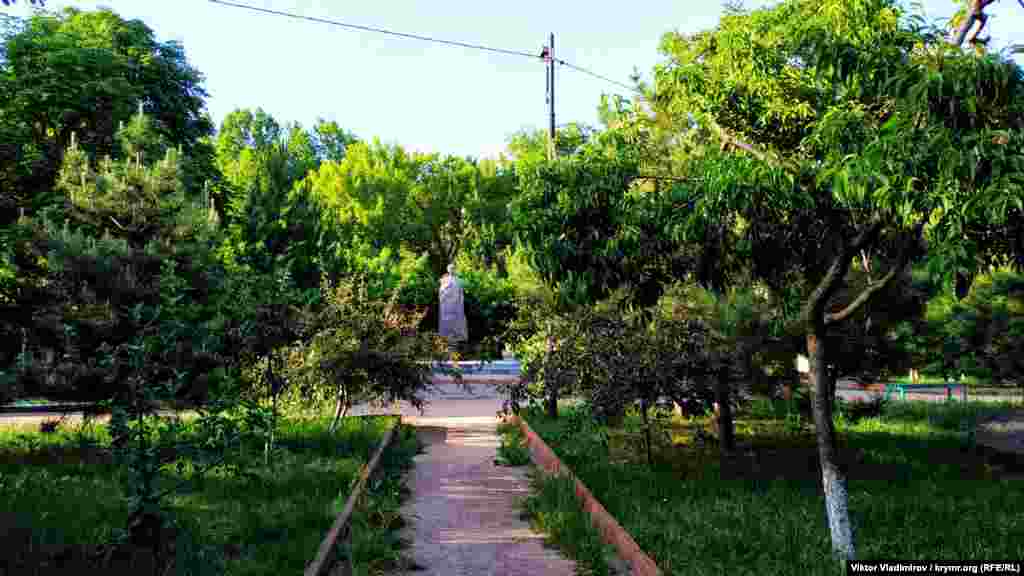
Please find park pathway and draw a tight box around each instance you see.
[397,417,576,576]
[349,361,577,576]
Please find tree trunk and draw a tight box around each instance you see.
[715,367,735,456]
[330,386,348,433]
[545,335,558,419]
[265,390,277,467]
[807,330,855,560]
[546,384,559,419]
[640,397,653,468]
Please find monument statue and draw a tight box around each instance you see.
[438,263,468,344]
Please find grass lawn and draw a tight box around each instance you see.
[518,399,1024,576]
[0,412,418,575]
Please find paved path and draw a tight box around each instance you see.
[976,409,1024,456]
[398,418,576,576]
[352,376,577,576]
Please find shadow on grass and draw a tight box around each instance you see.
[0,414,404,576]
[522,403,1024,576]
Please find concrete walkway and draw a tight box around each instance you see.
[399,418,576,576]
[351,378,577,576]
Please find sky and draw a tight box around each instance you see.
[3,0,1022,159]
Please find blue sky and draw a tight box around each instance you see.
[4,1,1022,159]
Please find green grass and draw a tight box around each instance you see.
[0,413,417,575]
[520,400,1024,576]
[521,471,623,576]
[494,420,531,467]
[495,419,623,575]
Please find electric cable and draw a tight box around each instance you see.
[208,0,643,96]
[207,0,540,60]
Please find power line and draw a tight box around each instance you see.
[556,59,639,93]
[207,0,540,60]
[207,0,642,96]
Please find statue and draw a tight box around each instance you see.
[438,263,468,344]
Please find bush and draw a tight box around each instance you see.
[506,286,719,424]
[893,268,1024,385]
[283,275,448,430]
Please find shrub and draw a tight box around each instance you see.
[283,275,448,431]
[893,268,1024,385]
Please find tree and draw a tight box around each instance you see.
[0,7,212,223]
[952,0,1024,48]
[649,0,1024,559]
[306,140,516,282]
[502,123,595,163]
[286,275,446,432]
[213,108,330,290]
[4,111,276,557]
[312,118,358,164]
[15,111,221,402]
[510,129,644,308]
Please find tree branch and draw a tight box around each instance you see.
[802,219,883,327]
[824,218,926,326]
[629,175,704,183]
[824,267,898,326]
[706,118,800,174]
[954,0,998,46]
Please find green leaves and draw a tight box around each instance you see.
[0,7,212,214]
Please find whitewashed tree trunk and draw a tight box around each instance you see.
[808,330,855,560]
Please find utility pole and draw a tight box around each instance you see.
[548,32,555,160]
[541,34,556,160]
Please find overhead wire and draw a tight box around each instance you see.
[207,0,540,60]
[555,59,638,93]
[207,0,643,96]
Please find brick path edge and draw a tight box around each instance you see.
[509,415,662,576]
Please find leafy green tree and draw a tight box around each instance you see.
[502,123,595,163]
[0,7,212,223]
[456,158,518,275]
[213,108,330,290]
[312,118,358,164]
[648,0,1024,558]
[512,128,692,309]
[285,275,446,431]
[307,139,516,281]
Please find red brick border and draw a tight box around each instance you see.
[509,415,662,576]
